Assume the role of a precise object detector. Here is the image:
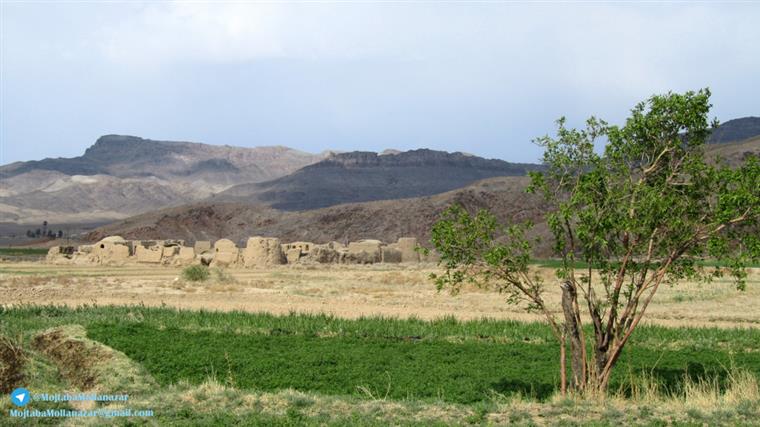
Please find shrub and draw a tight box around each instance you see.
[212,268,235,284]
[182,265,210,282]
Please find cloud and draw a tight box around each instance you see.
[2,2,759,164]
[91,3,760,96]
[98,3,286,64]
[95,3,435,64]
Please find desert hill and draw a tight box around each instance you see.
[0,135,328,224]
[215,149,543,210]
[1,135,323,183]
[88,175,553,253]
[705,135,760,166]
[7,116,759,243]
[89,132,760,253]
[708,117,760,144]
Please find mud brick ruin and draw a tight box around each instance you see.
[46,236,438,267]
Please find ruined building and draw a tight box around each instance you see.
[46,236,437,267]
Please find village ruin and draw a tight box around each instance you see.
[46,236,438,267]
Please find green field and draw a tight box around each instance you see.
[0,247,49,256]
[531,258,760,269]
[2,305,760,425]
[4,306,760,399]
[87,321,759,403]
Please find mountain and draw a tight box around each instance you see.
[709,117,760,144]
[0,135,327,224]
[706,135,760,166]
[88,134,760,253]
[215,149,543,211]
[87,175,554,254]
[209,118,760,214]
[1,135,326,185]
[9,116,759,241]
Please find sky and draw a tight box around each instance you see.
[1,1,759,165]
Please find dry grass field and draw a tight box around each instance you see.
[1,261,759,329]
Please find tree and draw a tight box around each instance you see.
[57,230,63,239]
[428,89,759,396]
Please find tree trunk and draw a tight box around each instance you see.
[597,341,625,392]
[561,280,585,391]
[560,334,567,397]
[594,346,610,385]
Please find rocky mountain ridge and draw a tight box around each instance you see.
[216,149,543,211]
[0,135,328,224]
[709,117,760,144]
[88,175,553,254]
[3,115,758,230]
[88,132,760,253]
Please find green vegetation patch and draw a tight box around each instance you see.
[87,321,559,403]
[531,258,760,269]
[0,305,557,345]
[4,305,759,352]
[86,320,760,404]
[181,265,210,282]
[3,306,760,406]
[32,324,155,394]
[0,247,49,256]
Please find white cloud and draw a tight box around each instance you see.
[91,2,760,96]
[98,3,288,64]
[3,1,759,165]
[95,3,429,65]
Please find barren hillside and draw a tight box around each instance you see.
[708,117,760,144]
[0,135,328,224]
[89,135,759,255]
[88,176,553,254]
[11,117,760,243]
[216,149,542,211]
[705,135,760,166]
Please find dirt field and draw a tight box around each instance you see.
[1,261,759,329]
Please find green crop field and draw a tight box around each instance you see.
[2,305,760,425]
[86,321,760,403]
[531,258,760,269]
[0,247,49,257]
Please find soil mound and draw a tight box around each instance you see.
[32,325,154,394]
[0,336,26,394]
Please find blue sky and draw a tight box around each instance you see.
[1,2,758,165]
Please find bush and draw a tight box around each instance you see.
[212,268,235,284]
[182,265,210,282]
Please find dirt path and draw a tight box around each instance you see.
[2,262,759,328]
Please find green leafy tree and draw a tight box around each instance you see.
[428,89,759,395]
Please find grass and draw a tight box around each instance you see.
[1,305,759,425]
[85,321,760,403]
[211,267,236,284]
[532,258,760,269]
[3,305,759,350]
[0,247,49,256]
[0,335,26,393]
[2,305,760,404]
[181,265,210,282]
[31,324,155,395]
[87,321,559,403]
